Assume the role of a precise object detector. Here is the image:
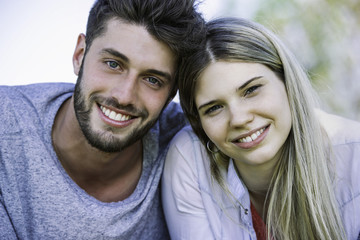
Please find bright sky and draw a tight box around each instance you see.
[0,0,234,86]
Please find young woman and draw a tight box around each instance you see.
[162,17,360,240]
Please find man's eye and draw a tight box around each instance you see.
[205,105,222,115]
[145,77,162,87]
[106,61,120,69]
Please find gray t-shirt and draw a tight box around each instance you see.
[0,83,186,239]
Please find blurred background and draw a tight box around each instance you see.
[0,0,359,121]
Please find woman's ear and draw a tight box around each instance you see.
[72,33,86,76]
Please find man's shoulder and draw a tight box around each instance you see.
[161,101,183,117]
[0,82,74,135]
[8,82,73,96]
[156,101,187,145]
[159,101,186,129]
[0,82,74,100]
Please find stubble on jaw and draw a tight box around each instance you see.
[73,71,159,153]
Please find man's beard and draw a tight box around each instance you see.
[73,66,158,153]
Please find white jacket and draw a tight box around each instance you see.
[162,111,360,240]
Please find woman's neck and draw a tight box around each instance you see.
[233,159,276,220]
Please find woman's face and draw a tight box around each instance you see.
[195,61,292,170]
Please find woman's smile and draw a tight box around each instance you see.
[232,125,270,149]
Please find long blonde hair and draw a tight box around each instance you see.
[178,17,346,239]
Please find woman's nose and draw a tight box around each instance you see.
[228,103,254,128]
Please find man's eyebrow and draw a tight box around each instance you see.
[100,48,129,63]
[237,76,263,91]
[146,69,172,82]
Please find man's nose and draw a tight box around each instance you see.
[110,73,139,106]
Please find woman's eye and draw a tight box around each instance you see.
[106,60,120,70]
[244,85,261,96]
[205,105,222,115]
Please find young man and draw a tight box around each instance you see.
[0,0,205,239]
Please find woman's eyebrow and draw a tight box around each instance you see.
[237,76,263,91]
[198,100,217,111]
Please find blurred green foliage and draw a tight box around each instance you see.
[218,0,360,120]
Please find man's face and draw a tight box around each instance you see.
[72,19,176,152]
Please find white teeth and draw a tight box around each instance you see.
[109,111,116,119]
[100,105,131,121]
[238,127,266,143]
[115,114,122,121]
[251,133,257,140]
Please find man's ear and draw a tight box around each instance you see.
[72,33,86,76]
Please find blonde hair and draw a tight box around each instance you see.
[178,17,346,239]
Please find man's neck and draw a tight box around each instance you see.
[52,97,143,202]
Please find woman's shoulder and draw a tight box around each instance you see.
[168,125,206,156]
[165,125,215,191]
[166,125,207,168]
[316,109,360,146]
[172,125,200,143]
[317,110,360,238]
[317,110,360,192]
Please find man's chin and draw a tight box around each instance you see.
[85,133,135,153]
[81,117,157,153]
